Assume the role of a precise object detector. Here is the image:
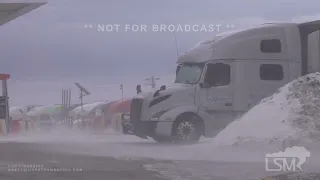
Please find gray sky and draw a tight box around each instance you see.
[1,0,320,105]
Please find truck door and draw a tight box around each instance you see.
[196,62,234,136]
[246,61,289,109]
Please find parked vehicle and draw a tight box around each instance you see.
[105,99,131,132]
[123,20,320,143]
[9,107,28,134]
[26,104,63,131]
[69,101,107,129]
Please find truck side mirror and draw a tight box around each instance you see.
[199,82,210,88]
[160,85,166,91]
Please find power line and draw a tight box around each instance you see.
[95,84,123,88]
[97,84,124,100]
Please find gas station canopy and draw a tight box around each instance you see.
[0,0,46,26]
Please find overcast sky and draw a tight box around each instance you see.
[1,0,320,106]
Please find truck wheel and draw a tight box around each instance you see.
[173,115,202,143]
[122,126,130,134]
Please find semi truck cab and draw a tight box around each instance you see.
[123,20,320,143]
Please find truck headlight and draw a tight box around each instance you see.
[150,110,167,121]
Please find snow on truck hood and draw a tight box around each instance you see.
[213,72,320,146]
[134,84,192,99]
[160,83,193,94]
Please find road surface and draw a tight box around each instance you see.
[0,142,168,180]
[0,131,319,180]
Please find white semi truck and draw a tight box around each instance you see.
[122,20,320,143]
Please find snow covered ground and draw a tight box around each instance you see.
[213,73,320,147]
[1,130,319,180]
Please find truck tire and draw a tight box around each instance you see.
[122,126,130,134]
[172,114,202,143]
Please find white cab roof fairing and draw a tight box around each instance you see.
[0,0,46,26]
[177,23,299,64]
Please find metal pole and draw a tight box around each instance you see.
[65,90,67,107]
[120,84,123,100]
[80,90,84,129]
[2,80,9,134]
[62,90,64,122]
[68,89,71,122]
[121,89,123,100]
[61,90,64,109]
[65,90,68,122]
[80,91,83,111]
[152,76,155,88]
[68,89,71,108]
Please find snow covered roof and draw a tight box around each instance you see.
[9,106,28,119]
[26,104,63,117]
[177,23,297,64]
[0,0,46,26]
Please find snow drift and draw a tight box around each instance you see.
[213,72,320,146]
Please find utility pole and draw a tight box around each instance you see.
[145,76,160,89]
[74,83,90,129]
[120,84,123,100]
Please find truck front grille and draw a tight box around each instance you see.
[130,98,143,124]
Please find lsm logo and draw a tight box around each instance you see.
[265,146,311,172]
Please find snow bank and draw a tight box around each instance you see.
[213,73,320,146]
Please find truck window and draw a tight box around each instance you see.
[260,64,284,80]
[175,63,204,84]
[204,63,230,87]
[260,39,281,53]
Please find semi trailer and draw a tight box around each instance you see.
[122,20,320,143]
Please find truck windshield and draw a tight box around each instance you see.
[174,63,204,84]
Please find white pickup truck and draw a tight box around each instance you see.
[122,20,320,143]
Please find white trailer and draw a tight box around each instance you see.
[123,20,320,143]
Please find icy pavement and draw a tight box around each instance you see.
[1,130,320,180]
[0,129,283,162]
